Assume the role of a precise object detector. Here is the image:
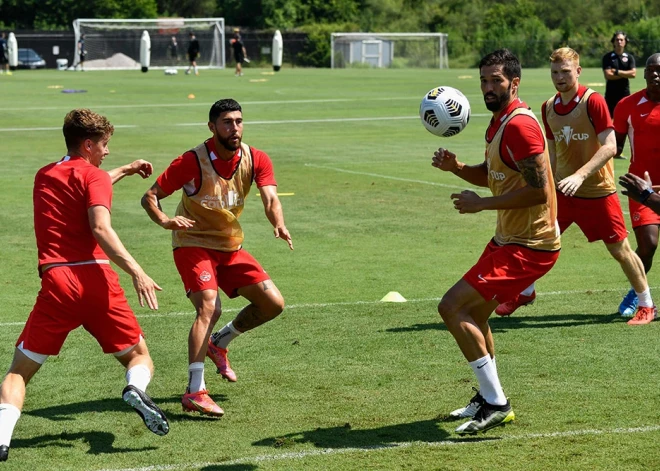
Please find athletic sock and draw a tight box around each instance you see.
[636,288,653,308]
[188,362,205,393]
[126,364,152,392]
[469,355,507,406]
[211,321,241,349]
[0,403,21,447]
[521,283,535,296]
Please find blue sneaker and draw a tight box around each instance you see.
[619,289,638,317]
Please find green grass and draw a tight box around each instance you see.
[0,66,658,471]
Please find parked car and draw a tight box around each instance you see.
[17,48,46,69]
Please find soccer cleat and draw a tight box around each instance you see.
[122,385,170,436]
[449,387,484,419]
[455,399,515,435]
[206,338,237,382]
[619,289,638,317]
[495,292,536,317]
[0,445,8,462]
[627,305,657,325]
[182,389,224,417]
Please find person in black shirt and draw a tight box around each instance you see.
[231,30,247,77]
[186,32,200,76]
[0,32,10,75]
[602,31,636,118]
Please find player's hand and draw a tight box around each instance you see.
[161,215,195,230]
[126,160,153,179]
[274,225,293,250]
[619,171,653,202]
[450,190,483,213]
[132,271,162,310]
[557,174,585,196]
[432,148,460,173]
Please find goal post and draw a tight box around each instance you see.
[331,32,448,69]
[72,18,225,70]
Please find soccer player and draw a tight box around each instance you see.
[0,109,169,463]
[432,49,560,435]
[0,32,11,75]
[603,31,636,120]
[141,98,292,417]
[77,34,86,71]
[185,32,200,76]
[612,53,660,320]
[495,47,655,325]
[231,30,247,77]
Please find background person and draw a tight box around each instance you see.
[432,49,560,435]
[602,31,636,120]
[0,32,11,75]
[141,98,293,418]
[495,47,655,325]
[612,53,660,320]
[186,32,200,75]
[231,30,248,76]
[0,109,169,463]
[77,33,86,71]
[169,36,179,65]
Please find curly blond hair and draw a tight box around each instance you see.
[62,109,114,150]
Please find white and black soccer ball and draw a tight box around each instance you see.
[419,86,471,137]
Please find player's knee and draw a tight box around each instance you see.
[264,296,285,319]
[437,296,459,322]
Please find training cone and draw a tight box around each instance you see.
[380,291,407,303]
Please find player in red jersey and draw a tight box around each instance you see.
[612,53,660,323]
[495,47,655,325]
[432,49,560,435]
[141,98,292,417]
[0,109,169,463]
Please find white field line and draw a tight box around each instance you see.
[0,114,492,132]
[0,287,646,329]
[305,163,492,194]
[96,424,660,471]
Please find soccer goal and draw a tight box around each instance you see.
[331,32,449,69]
[72,18,225,70]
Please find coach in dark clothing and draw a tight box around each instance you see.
[186,32,200,75]
[602,31,636,118]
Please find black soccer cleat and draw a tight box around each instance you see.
[0,445,8,462]
[122,385,170,436]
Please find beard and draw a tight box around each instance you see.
[215,128,242,151]
[484,84,512,112]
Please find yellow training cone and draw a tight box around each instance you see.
[380,291,407,303]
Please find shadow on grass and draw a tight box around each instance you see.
[386,312,622,333]
[11,431,156,454]
[26,394,227,423]
[252,418,496,450]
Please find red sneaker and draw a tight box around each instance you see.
[494,292,536,317]
[627,305,657,325]
[182,389,224,417]
[207,338,237,382]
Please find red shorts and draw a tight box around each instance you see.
[173,247,270,298]
[16,263,143,356]
[463,240,560,304]
[629,198,660,229]
[557,191,628,243]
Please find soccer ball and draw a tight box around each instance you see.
[419,86,471,137]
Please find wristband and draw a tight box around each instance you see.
[640,188,655,203]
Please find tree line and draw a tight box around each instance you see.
[1,0,659,67]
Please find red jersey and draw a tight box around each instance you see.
[613,89,660,182]
[157,138,276,196]
[33,156,112,267]
[486,99,546,168]
[541,85,612,139]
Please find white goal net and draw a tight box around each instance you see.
[331,32,448,69]
[72,18,225,70]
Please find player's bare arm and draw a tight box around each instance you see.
[614,130,627,157]
[558,128,616,197]
[258,185,293,250]
[88,205,161,310]
[141,182,195,230]
[107,159,154,184]
[432,148,489,187]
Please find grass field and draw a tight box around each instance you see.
[1,66,659,471]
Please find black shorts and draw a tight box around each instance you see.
[234,53,244,64]
[188,53,198,62]
[0,55,7,65]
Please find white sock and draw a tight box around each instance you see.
[0,403,21,447]
[521,283,535,296]
[126,364,151,392]
[211,321,241,349]
[636,288,653,308]
[193,66,198,74]
[469,355,507,406]
[188,362,205,393]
